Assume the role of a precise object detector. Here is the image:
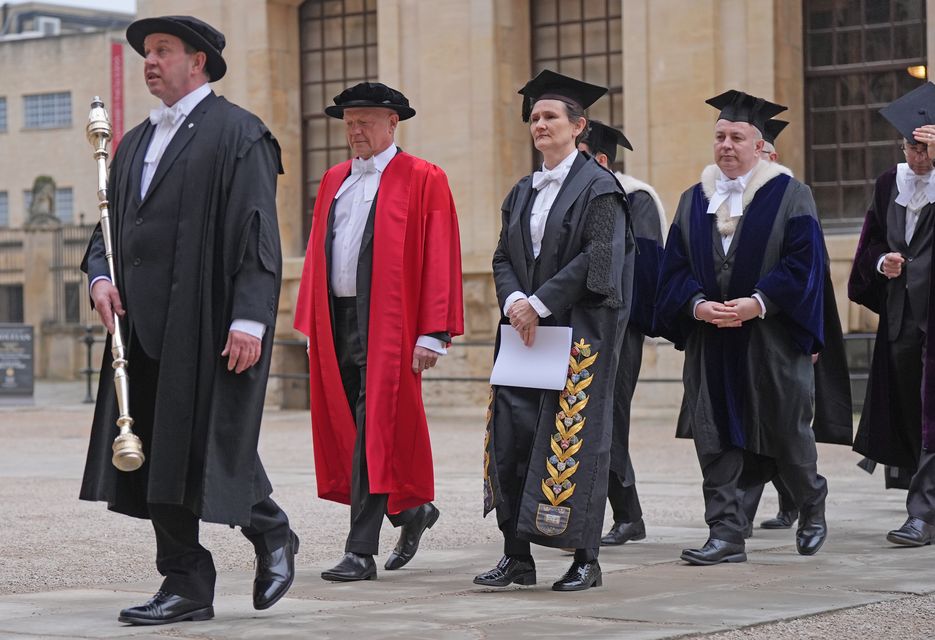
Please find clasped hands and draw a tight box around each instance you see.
[507,299,539,347]
[696,297,761,328]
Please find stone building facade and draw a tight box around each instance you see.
[3,0,935,407]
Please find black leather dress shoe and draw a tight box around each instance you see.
[385,502,440,570]
[118,590,213,626]
[254,530,300,610]
[795,507,827,556]
[321,552,377,582]
[600,519,646,546]
[473,555,536,587]
[552,560,602,591]
[761,510,797,529]
[680,538,746,566]
[887,516,935,546]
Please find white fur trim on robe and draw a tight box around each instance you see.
[700,160,793,237]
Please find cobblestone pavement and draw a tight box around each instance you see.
[1,381,933,639]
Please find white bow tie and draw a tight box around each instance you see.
[532,166,566,191]
[897,171,935,209]
[707,177,746,217]
[352,157,376,176]
[149,103,185,128]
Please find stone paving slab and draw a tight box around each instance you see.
[4,382,935,638]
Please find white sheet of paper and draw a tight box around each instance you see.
[489,325,573,391]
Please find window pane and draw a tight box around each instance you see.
[870,143,900,176]
[863,26,892,62]
[0,98,7,132]
[583,19,607,55]
[809,76,836,108]
[531,0,623,172]
[559,0,581,21]
[841,148,866,180]
[299,0,378,245]
[532,0,558,25]
[583,55,608,86]
[838,110,866,143]
[811,111,836,145]
[813,148,838,183]
[838,74,865,107]
[0,192,8,227]
[843,185,871,217]
[812,186,839,218]
[893,23,925,60]
[584,0,606,20]
[536,25,558,59]
[559,22,583,56]
[894,0,925,20]
[806,0,926,224]
[23,92,71,129]
[56,188,73,224]
[835,29,861,65]
[809,32,833,67]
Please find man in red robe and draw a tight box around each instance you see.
[294,82,463,582]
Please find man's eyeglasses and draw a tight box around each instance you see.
[899,143,930,157]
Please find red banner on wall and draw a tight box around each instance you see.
[110,42,124,151]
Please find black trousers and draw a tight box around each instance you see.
[128,334,290,605]
[607,462,643,523]
[740,475,796,524]
[150,497,290,604]
[907,449,935,524]
[332,297,419,556]
[696,445,827,545]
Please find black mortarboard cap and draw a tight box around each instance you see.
[518,69,607,122]
[879,82,935,143]
[762,119,789,145]
[581,120,633,164]
[706,89,787,134]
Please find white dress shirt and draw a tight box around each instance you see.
[875,163,935,274]
[503,149,578,319]
[709,166,754,254]
[141,82,211,199]
[694,165,765,320]
[330,144,446,355]
[330,144,397,297]
[895,162,935,244]
[92,83,265,340]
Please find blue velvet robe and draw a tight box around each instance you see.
[655,167,845,459]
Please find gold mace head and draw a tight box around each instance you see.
[112,432,145,471]
[86,96,112,148]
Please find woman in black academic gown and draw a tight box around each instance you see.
[477,70,634,592]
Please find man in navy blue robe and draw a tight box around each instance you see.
[655,90,831,565]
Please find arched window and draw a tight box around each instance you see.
[299,0,378,241]
[530,0,623,172]
[804,0,927,227]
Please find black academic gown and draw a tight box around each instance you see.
[80,92,284,527]
[655,162,851,464]
[484,153,634,550]
[609,182,665,480]
[851,167,935,469]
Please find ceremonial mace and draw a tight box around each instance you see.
[86,97,144,472]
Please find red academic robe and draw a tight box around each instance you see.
[294,151,464,514]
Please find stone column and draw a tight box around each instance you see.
[22,225,58,378]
